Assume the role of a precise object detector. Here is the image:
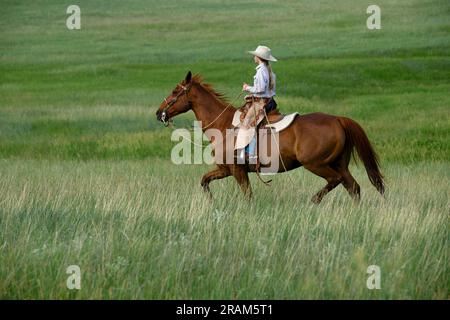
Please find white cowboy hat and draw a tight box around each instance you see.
[247,45,277,62]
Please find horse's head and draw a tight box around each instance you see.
[156,71,193,126]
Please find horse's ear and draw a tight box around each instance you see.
[185,71,192,84]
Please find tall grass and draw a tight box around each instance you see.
[0,160,448,299]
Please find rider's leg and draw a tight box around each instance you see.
[247,136,257,157]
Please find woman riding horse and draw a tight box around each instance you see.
[156,69,385,203]
[237,45,278,162]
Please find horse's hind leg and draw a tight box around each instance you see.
[201,167,230,198]
[304,164,343,204]
[332,154,361,201]
[340,169,361,201]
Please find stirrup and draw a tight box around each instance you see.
[247,154,258,164]
[233,151,258,164]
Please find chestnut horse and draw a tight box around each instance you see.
[156,71,385,203]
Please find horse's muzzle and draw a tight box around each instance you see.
[156,109,169,126]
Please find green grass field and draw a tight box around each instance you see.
[0,0,449,299]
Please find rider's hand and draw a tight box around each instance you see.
[242,83,249,91]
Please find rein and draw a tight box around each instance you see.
[162,90,243,148]
[164,89,244,131]
[161,84,243,130]
[200,91,244,130]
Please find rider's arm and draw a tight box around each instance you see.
[245,69,265,94]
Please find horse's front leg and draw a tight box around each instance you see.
[200,166,231,198]
[231,165,252,199]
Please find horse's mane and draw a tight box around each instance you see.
[190,74,229,105]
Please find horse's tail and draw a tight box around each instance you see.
[338,117,385,195]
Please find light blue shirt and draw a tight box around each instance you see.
[246,63,276,98]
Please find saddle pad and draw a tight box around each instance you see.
[232,111,299,132]
[265,112,299,132]
[231,110,299,132]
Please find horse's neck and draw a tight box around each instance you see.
[191,86,235,133]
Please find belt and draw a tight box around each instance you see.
[247,97,271,102]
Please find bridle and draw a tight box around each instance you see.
[160,84,191,126]
[159,83,243,130]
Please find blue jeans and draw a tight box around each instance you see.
[245,135,257,156]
